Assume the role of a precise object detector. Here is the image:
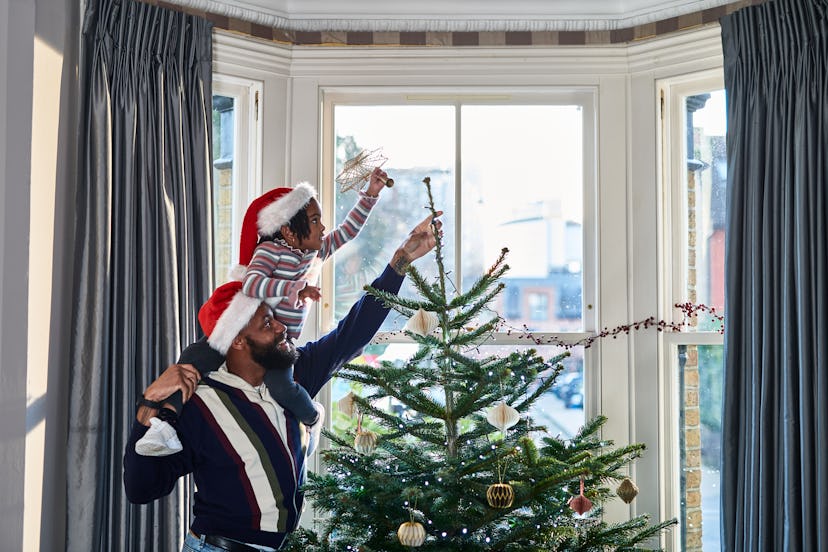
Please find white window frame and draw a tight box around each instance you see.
[319,88,598,340]
[658,70,726,552]
[316,88,600,418]
[212,74,263,279]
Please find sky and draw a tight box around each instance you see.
[693,89,726,137]
[335,104,584,223]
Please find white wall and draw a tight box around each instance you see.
[27,0,79,549]
[214,25,724,542]
[1,0,36,550]
[1,0,79,549]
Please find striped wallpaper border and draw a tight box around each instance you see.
[149,0,766,46]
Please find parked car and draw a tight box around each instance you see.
[562,374,584,409]
[553,371,584,409]
[552,371,580,400]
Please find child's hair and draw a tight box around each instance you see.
[261,201,311,244]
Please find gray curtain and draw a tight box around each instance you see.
[720,0,828,550]
[68,0,213,550]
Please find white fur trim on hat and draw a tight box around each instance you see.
[207,292,263,355]
[257,182,317,236]
[227,264,247,282]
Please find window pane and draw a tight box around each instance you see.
[212,94,236,286]
[679,344,723,551]
[329,103,587,445]
[331,344,585,440]
[684,91,726,330]
[461,105,584,333]
[527,292,549,321]
[332,105,456,331]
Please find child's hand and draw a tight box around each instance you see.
[365,167,389,197]
[299,285,321,303]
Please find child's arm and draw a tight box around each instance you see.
[319,168,386,259]
[242,241,308,306]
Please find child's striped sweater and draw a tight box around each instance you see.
[242,191,378,338]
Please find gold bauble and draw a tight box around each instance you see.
[354,429,378,454]
[486,482,515,509]
[397,521,426,547]
[616,477,639,504]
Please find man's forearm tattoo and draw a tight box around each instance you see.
[391,252,410,276]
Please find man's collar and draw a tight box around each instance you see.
[209,365,267,393]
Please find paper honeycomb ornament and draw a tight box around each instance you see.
[616,477,639,504]
[486,402,520,432]
[338,391,357,418]
[486,482,515,509]
[397,521,426,547]
[568,476,593,515]
[404,308,439,336]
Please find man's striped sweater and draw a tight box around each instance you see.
[124,264,403,549]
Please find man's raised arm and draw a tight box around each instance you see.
[296,212,442,397]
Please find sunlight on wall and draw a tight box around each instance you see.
[24,34,62,552]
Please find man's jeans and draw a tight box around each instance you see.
[182,532,277,552]
[182,532,227,552]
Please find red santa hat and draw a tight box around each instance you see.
[228,182,317,281]
[198,280,263,354]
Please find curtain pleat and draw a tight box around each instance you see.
[720,1,828,550]
[68,0,212,550]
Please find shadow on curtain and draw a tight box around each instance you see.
[67,0,213,549]
[721,0,828,549]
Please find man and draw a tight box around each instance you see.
[123,213,441,551]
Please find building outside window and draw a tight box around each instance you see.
[211,93,235,286]
[527,291,550,322]
[504,286,521,319]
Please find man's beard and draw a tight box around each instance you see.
[245,335,299,371]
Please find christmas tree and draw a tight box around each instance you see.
[284,178,676,551]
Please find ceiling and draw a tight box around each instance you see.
[173,0,735,32]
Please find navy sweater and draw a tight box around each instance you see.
[124,265,403,548]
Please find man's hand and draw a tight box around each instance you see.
[390,211,443,275]
[365,167,389,197]
[137,364,201,425]
[144,363,201,403]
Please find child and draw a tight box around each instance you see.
[241,167,387,340]
[135,168,388,456]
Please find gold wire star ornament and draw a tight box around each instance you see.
[335,148,395,193]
